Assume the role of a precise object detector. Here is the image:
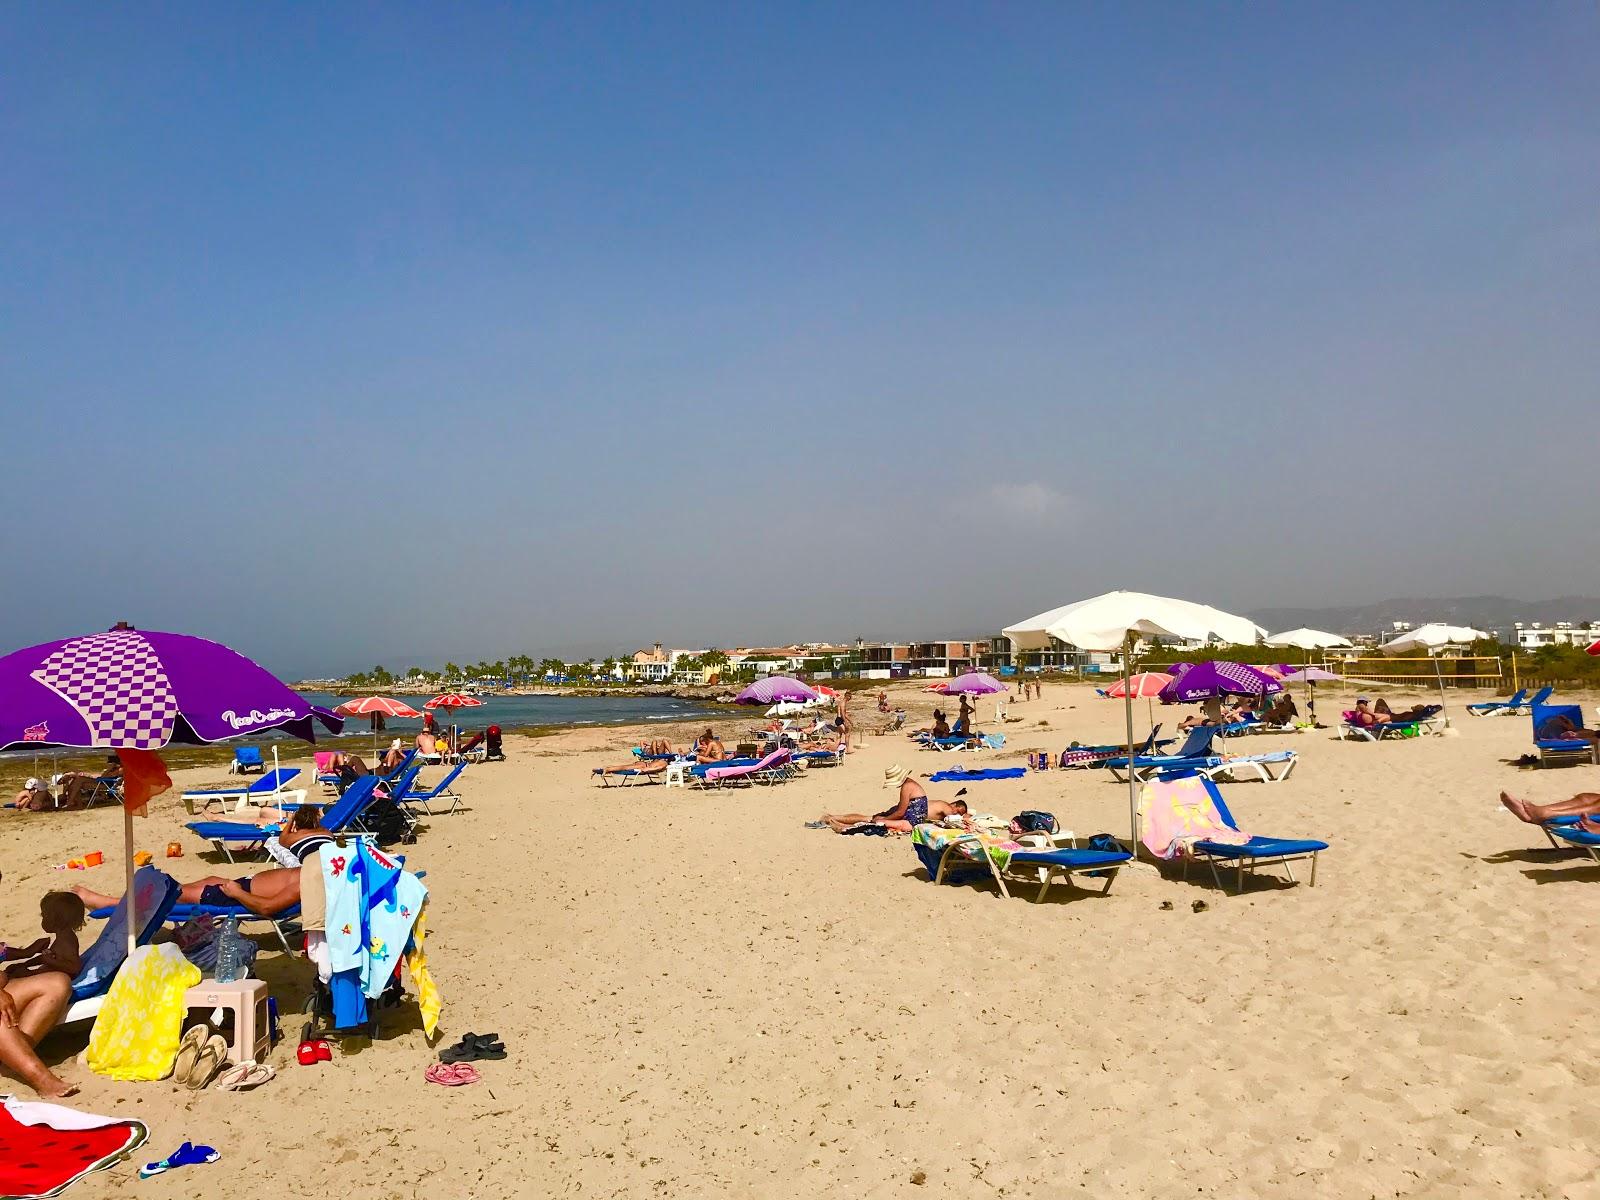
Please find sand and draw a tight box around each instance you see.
[2,681,1598,1199]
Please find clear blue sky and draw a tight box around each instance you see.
[4,4,1597,677]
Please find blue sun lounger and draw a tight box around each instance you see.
[1547,823,1600,864]
[1176,775,1328,894]
[182,768,304,815]
[1533,702,1596,767]
[231,745,266,773]
[1104,726,1222,782]
[185,774,385,861]
[396,760,468,815]
[912,826,1132,900]
[1467,688,1529,717]
[63,866,182,1024]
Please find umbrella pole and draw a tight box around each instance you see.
[124,807,136,959]
[1434,654,1450,726]
[1122,633,1139,853]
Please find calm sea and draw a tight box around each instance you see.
[296,691,723,737]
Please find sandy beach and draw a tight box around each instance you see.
[3,680,1598,1198]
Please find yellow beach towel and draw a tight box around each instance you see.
[86,943,200,1081]
[404,901,442,1040]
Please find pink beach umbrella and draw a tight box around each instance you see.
[733,677,820,706]
[1101,672,1172,699]
[942,672,1008,695]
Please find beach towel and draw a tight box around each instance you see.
[85,943,200,1082]
[404,901,441,1040]
[1136,776,1251,860]
[69,867,178,1002]
[0,1096,148,1199]
[928,768,1026,783]
[911,823,1027,872]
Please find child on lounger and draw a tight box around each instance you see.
[0,892,86,982]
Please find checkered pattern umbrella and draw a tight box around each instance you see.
[0,626,342,752]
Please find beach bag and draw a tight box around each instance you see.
[1010,810,1058,835]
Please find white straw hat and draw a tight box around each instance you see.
[883,763,913,788]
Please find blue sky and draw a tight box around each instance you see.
[3,4,1597,677]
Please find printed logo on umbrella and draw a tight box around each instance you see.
[23,721,49,742]
[221,706,297,731]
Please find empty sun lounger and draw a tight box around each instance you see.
[1104,726,1222,782]
[1057,725,1175,769]
[230,745,267,774]
[1176,748,1299,784]
[1467,688,1529,717]
[1155,775,1327,894]
[910,823,1131,900]
[396,761,469,815]
[182,768,305,815]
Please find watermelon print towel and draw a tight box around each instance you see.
[0,1096,147,1199]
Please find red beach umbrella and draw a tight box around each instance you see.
[333,696,422,719]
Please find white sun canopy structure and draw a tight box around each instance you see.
[1003,591,1265,850]
[1265,627,1353,650]
[1379,623,1490,725]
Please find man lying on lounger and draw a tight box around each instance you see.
[819,764,968,834]
[72,865,303,918]
[1499,790,1600,833]
[1534,712,1600,748]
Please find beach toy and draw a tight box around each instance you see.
[165,842,183,858]
[84,850,104,867]
[138,1141,220,1179]
[66,858,86,871]
[133,850,153,866]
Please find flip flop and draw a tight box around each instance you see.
[186,1034,229,1091]
[171,1025,208,1085]
[214,1061,276,1091]
[139,1141,220,1178]
[425,1061,480,1087]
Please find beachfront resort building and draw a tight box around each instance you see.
[1512,621,1600,650]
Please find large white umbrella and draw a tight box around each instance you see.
[1379,624,1489,725]
[1003,591,1265,850]
[1265,627,1352,650]
[1266,628,1352,720]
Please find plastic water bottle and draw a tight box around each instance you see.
[214,917,244,983]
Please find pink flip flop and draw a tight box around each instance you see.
[425,1061,481,1087]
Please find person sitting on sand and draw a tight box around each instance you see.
[910,710,951,739]
[11,777,53,813]
[877,692,890,714]
[1,892,86,982]
[0,968,77,1098]
[1499,790,1600,833]
[73,865,303,921]
[693,729,728,764]
[1259,695,1299,726]
[55,756,121,810]
[820,764,968,834]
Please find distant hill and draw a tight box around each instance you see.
[1249,596,1600,638]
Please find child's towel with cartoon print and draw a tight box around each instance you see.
[319,841,437,1034]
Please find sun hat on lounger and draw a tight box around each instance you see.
[884,764,913,788]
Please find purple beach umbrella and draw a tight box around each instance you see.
[941,672,1008,695]
[0,625,344,954]
[1278,667,1341,684]
[733,676,820,705]
[1158,660,1283,704]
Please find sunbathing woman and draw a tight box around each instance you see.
[693,729,728,764]
[820,764,968,834]
[1499,790,1600,832]
[73,865,303,919]
[594,740,676,776]
[1535,712,1600,748]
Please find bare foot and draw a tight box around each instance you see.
[1579,816,1600,836]
[1499,792,1532,823]
[29,1069,78,1099]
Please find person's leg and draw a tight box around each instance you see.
[0,975,75,1098]
[1500,791,1600,824]
[822,813,873,832]
[68,884,121,909]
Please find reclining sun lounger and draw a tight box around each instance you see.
[396,760,468,815]
[1104,726,1222,782]
[184,775,384,862]
[182,768,304,815]
[1057,725,1174,768]
[1146,774,1327,894]
[1547,823,1600,864]
[62,866,181,1025]
[910,823,1131,900]
[702,748,793,786]
[1532,702,1596,767]
[230,745,267,774]
[1338,710,1444,741]
[1467,688,1529,717]
[1177,748,1299,784]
